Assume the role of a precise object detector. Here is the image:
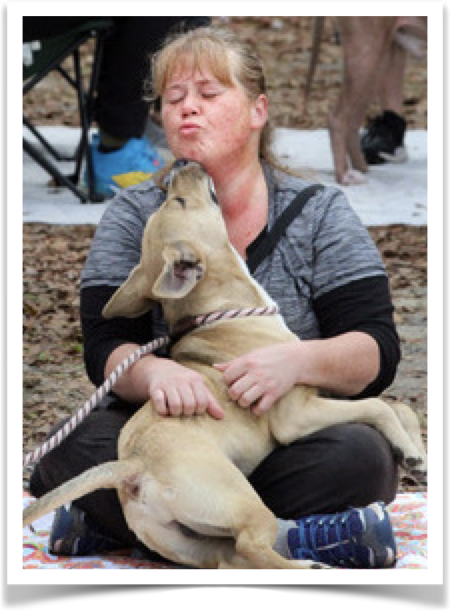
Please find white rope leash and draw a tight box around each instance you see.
[23,305,279,468]
[23,335,170,468]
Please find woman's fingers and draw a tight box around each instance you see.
[150,376,224,420]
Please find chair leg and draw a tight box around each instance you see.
[23,26,114,203]
[73,49,87,185]
[84,29,112,202]
[23,137,89,203]
[23,118,74,162]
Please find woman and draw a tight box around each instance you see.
[30,26,401,568]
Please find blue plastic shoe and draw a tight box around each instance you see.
[88,133,165,197]
[49,504,125,556]
[287,502,397,568]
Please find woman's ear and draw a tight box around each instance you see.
[251,94,269,130]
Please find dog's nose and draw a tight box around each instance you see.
[172,158,191,170]
[172,159,207,173]
[167,159,195,187]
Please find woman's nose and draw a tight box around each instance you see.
[180,92,199,116]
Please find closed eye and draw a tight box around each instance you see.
[174,196,186,208]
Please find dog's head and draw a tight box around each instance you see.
[103,160,229,319]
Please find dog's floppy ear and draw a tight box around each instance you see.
[152,241,205,299]
[102,264,154,318]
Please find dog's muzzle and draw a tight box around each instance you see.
[170,159,219,205]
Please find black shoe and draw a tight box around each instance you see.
[361,110,407,165]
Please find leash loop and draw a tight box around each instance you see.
[23,305,279,468]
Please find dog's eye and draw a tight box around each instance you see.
[174,196,186,208]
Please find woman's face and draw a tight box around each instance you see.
[161,64,267,172]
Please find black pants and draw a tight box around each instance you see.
[30,395,399,549]
[23,17,210,139]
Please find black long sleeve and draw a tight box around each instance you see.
[80,285,166,387]
[81,274,400,397]
[313,275,401,398]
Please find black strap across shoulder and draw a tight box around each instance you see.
[246,183,324,274]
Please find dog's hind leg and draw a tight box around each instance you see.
[148,450,328,569]
[131,520,238,568]
[129,517,325,569]
[271,395,426,479]
[229,518,328,569]
[159,498,327,569]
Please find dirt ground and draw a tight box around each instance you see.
[23,17,427,492]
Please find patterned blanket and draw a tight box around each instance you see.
[23,491,427,570]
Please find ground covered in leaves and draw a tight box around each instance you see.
[23,17,427,491]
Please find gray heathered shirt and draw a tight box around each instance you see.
[81,163,386,342]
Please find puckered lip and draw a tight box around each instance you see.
[179,122,201,132]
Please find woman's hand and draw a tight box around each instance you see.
[147,358,224,420]
[107,333,378,421]
[213,332,381,410]
[106,345,224,419]
[213,342,301,416]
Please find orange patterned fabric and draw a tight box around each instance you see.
[23,491,427,570]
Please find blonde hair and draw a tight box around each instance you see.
[148,26,280,169]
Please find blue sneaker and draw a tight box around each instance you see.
[87,133,165,197]
[49,504,125,556]
[287,502,397,568]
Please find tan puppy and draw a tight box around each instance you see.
[23,161,427,569]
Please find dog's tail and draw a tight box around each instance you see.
[302,17,325,114]
[23,460,139,528]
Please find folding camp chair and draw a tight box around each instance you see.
[23,19,114,203]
